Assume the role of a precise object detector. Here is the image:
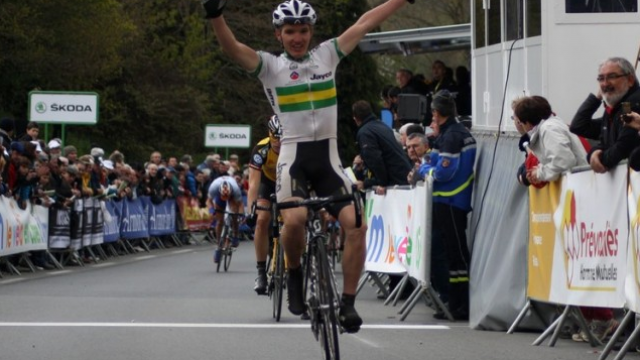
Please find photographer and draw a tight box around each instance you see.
[570,57,640,172]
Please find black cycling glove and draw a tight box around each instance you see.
[245,213,257,229]
[202,0,227,19]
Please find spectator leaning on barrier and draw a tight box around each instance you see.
[352,100,413,195]
[417,90,477,321]
[512,96,589,185]
[63,145,78,164]
[570,57,640,173]
[406,132,429,167]
[352,100,415,300]
[47,138,62,157]
[515,95,619,342]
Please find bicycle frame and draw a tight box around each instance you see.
[275,186,363,360]
[214,210,244,273]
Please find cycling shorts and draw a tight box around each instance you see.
[258,176,276,202]
[276,139,352,217]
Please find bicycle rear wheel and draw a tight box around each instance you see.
[314,237,340,360]
[216,226,228,273]
[272,240,285,321]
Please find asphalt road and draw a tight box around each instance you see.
[0,238,627,360]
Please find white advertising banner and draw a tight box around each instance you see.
[550,164,628,308]
[205,125,251,148]
[29,91,99,124]
[364,181,431,283]
[626,169,640,312]
[0,197,48,257]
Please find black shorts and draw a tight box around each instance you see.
[276,139,352,217]
[258,176,276,202]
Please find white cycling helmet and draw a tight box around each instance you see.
[272,0,317,27]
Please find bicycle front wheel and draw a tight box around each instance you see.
[224,247,233,272]
[273,240,285,321]
[314,237,340,360]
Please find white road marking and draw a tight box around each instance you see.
[0,322,449,330]
[0,278,24,285]
[93,262,116,268]
[171,249,194,254]
[133,255,156,261]
[45,270,73,276]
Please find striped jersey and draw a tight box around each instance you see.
[253,39,345,144]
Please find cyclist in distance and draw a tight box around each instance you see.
[246,115,282,295]
[203,0,413,333]
[207,175,244,263]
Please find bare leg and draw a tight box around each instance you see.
[338,204,366,295]
[279,204,307,269]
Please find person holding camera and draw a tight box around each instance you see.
[570,57,640,172]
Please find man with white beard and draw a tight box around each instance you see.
[570,57,640,173]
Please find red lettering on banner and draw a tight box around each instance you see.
[579,221,618,258]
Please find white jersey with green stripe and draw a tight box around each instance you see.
[254,38,345,145]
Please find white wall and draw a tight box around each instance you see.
[472,0,640,131]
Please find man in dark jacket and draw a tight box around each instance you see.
[352,100,414,299]
[352,100,412,194]
[570,56,640,172]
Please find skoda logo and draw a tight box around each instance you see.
[208,132,217,140]
[35,102,47,114]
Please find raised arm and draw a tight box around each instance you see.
[204,0,260,72]
[336,0,410,56]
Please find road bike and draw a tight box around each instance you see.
[213,210,244,273]
[276,188,363,360]
[254,195,286,322]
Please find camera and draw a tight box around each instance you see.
[397,94,427,124]
[621,102,632,123]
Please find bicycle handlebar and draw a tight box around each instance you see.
[276,185,363,228]
[213,209,246,217]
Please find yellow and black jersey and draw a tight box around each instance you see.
[249,137,279,182]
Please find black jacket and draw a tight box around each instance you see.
[570,82,640,169]
[356,114,412,188]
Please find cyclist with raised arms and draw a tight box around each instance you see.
[246,115,282,295]
[203,0,413,333]
[207,175,244,263]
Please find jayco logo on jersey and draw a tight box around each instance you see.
[310,72,332,81]
[290,71,300,80]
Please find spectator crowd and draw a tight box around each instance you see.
[0,117,249,269]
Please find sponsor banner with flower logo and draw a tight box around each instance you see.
[548,164,627,308]
[364,180,431,283]
[0,197,48,257]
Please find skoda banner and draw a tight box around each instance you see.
[29,91,99,124]
[205,124,251,148]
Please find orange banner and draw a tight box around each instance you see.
[527,180,562,302]
[176,196,213,231]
